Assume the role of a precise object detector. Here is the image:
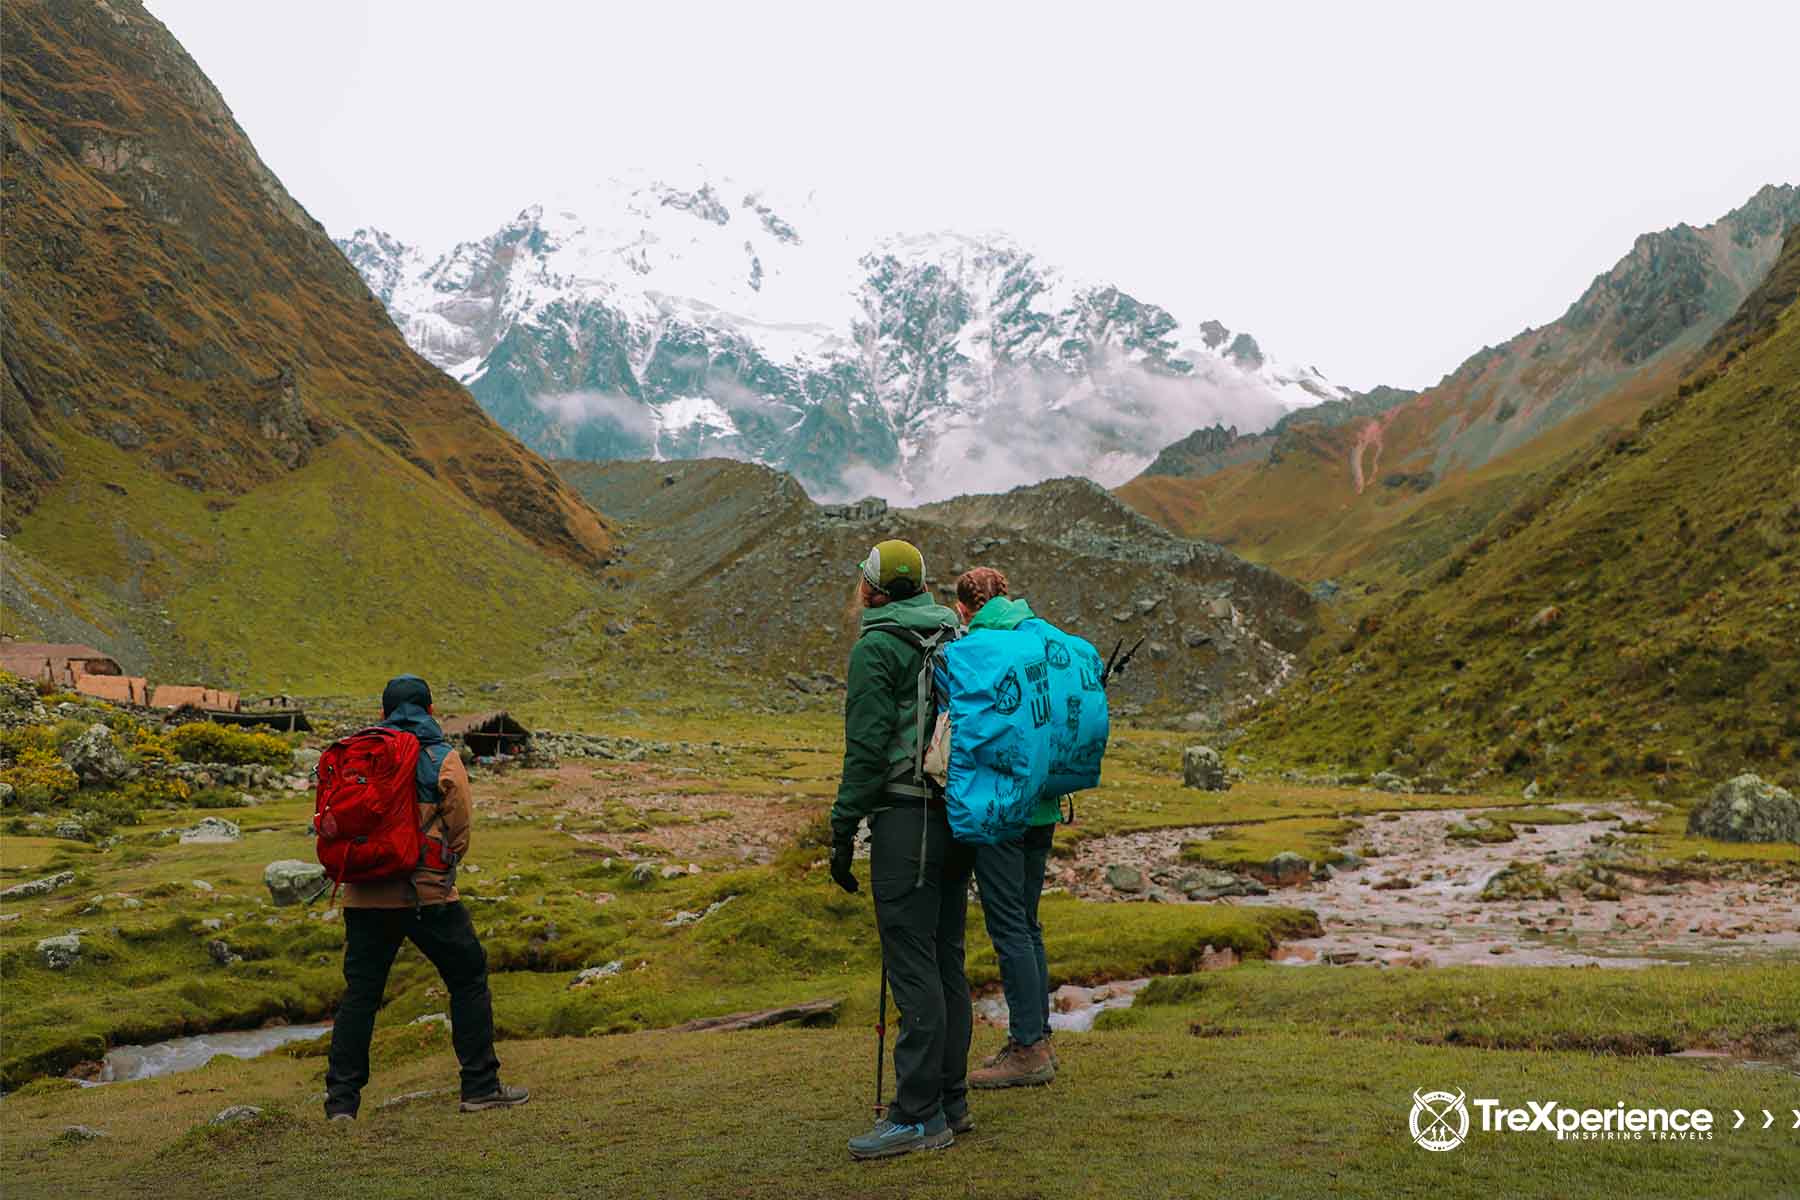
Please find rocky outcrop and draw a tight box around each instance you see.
[1182,746,1229,791]
[1687,774,1800,844]
[36,933,82,969]
[1,870,76,900]
[263,860,328,906]
[180,817,241,844]
[60,724,129,787]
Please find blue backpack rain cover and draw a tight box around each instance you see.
[933,618,1110,844]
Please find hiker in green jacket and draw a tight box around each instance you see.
[954,568,1061,1089]
[830,538,974,1161]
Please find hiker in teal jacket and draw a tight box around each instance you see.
[830,539,974,1161]
[955,568,1061,1089]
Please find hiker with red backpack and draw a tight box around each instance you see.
[830,540,974,1161]
[320,675,528,1120]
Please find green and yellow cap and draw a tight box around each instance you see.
[858,539,925,597]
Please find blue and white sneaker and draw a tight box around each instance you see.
[847,1113,954,1160]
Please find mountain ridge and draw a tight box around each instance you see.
[338,177,1351,503]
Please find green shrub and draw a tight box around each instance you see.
[1,748,80,806]
[165,723,292,767]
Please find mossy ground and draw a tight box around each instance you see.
[5,697,1799,1195]
[3,971,1797,1199]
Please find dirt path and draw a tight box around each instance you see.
[1062,804,1800,968]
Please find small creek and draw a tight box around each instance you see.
[1064,804,1800,968]
[88,1022,332,1084]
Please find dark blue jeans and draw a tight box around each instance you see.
[325,901,501,1115]
[974,822,1055,1046]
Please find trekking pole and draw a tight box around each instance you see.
[873,960,889,1121]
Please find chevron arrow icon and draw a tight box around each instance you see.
[1732,1110,1746,1130]
[1791,1109,1799,1130]
[1764,1110,1775,1130]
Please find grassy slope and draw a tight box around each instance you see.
[1115,192,1798,588]
[1242,232,1800,795]
[2,977,1796,1199]
[2,434,609,695]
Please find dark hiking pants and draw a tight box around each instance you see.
[870,802,975,1126]
[324,901,500,1115]
[974,822,1055,1045]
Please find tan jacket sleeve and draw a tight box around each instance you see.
[436,749,473,862]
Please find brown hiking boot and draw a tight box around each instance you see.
[969,1038,1054,1089]
[976,1040,1017,1071]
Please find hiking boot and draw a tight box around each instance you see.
[976,1040,1017,1071]
[459,1084,530,1112]
[969,1037,1054,1089]
[847,1114,954,1160]
[1046,1034,1060,1069]
[327,1112,355,1123]
[946,1107,975,1135]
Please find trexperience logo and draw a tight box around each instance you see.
[1409,1089,1470,1152]
[1408,1087,1754,1149]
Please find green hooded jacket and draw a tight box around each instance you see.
[830,592,960,845]
[966,596,1063,827]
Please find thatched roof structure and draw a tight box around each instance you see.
[441,711,531,757]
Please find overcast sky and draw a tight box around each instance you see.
[147,0,1798,391]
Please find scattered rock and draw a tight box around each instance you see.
[1181,746,1229,791]
[52,819,88,841]
[1686,774,1800,844]
[36,933,82,969]
[210,1105,264,1125]
[207,939,241,966]
[629,863,659,885]
[1371,771,1412,794]
[292,748,322,775]
[1255,852,1312,888]
[1199,945,1239,970]
[1522,780,1541,800]
[571,960,624,988]
[57,1125,106,1142]
[1479,861,1560,902]
[263,860,328,906]
[1104,864,1147,894]
[665,895,737,928]
[191,879,214,892]
[1177,867,1261,901]
[180,816,241,845]
[410,1012,449,1026]
[60,724,130,787]
[1372,874,1415,891]
[0,870,76,900]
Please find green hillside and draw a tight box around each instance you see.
[0,0,614,692]
[1244,228,1800,796]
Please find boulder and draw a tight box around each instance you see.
[1371,770,1412,794]
[0,870,76,900]
[1686,774,1800,844]
[60,723,130,787]
[207,939,242,966]
[1104,864,1147,894]
[292,748,322,775]
[1257,851,1313,888]
[1182,746,1229,791]
[263,860,328,907]
[36,933,82,969]
[180,817,241,845]
[1177,867,1258,901]
[52,819,87,841]
[0,781,14,807]
[58,1125,106,1141]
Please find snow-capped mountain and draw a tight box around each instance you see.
[338,173,1346,502]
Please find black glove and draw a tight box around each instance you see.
[830,839,859,894]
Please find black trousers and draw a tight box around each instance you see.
[324,901,501,1115]
[870,802,975,1126]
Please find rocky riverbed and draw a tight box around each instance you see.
[1061,804,1800,968]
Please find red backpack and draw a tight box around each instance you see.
[314,725,456,897]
